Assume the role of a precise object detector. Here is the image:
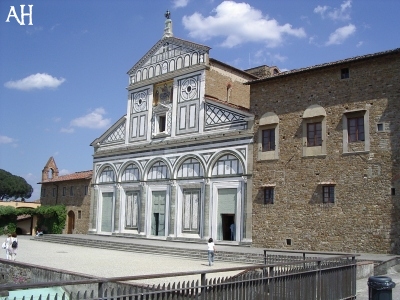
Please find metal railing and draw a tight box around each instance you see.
[0,254,357,300]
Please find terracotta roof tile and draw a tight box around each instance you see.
[39,170,93,184]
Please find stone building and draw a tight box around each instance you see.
[39,157,92,234]
[88,13,267,244]
[248,48,400,253]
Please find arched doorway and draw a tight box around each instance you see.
[67,210,75,234]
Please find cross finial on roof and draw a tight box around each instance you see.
[165,10,171,19]
[163,10,173,38]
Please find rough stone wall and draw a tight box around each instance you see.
[250,52,400,254]
[40,179,91,234]
[205,65,251,109]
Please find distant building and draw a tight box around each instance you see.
[39,157,92,234]
[248,48,400,254]
[88,13,272,243]
[0,201,40,235]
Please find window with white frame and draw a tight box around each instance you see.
[177,158,203,178]
[343,109,369,153]
[302,105,327,157]
[99,166,115,183]
[212,154,243,176]
[121,164,140,182]
[148,161,170,180]
[258,112,279,160]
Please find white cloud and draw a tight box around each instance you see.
[0,135,15,144]
[70,107,111,129]
[4,73,65,91]
[60,127,75,133]
[182,1,306,48]
[325,24,356,45]
[173,0,189,8]
[59,169,70,176]
[356,41,364,47]
[314,0,352,21]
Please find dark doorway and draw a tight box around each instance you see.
[221,214,235,241]
[153,213,160,236]
[67,210,75,234]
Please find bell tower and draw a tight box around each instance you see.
[41,156,59,181]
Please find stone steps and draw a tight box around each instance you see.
[32,235,267,264]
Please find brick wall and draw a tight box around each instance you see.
[205,64,251,109]
[40,179,91,234]
[249,51,400,253]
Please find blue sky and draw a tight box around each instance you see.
[1,0,399,201]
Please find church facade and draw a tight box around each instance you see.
[89,15,263,243]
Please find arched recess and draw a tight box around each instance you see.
[174,155,205,179]
[97,165,116,184]
[208,151,245,177]
[120,162,141,182]
[145,159,171,181]
[136,70,141,83]
[67,210,75,234]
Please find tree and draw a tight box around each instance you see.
[0,169,33,200]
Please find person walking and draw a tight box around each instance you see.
[207,238,215,266]
[9,233,18,261]
[4,234,12,260]
[230,223,235,241]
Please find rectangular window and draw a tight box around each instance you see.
[323,186,335,203]
[84,185,88,195]
[78,210,82,219]
[307,122,322,146]
[264,187,274,204]
[348,117,365,142]
[41,188,46,198]
[158,115,166,133]
[62,187,66,196]
[341,68,349,79]
[52,188,56,197]
[70,186,74,196]
[262,129,275,151]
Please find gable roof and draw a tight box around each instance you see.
[247,47,400,85]
[39,170,93,184]
[127,36,211,75]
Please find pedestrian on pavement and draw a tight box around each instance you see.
[230,223,235,241]
[207,238,215,266]
[3,234,12,259]
[9,233,18,261]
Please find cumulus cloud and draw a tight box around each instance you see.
[70,108,111,129]
[0,135,15,144]
[60,127,75,133]
[325,24,356,45]
[182,1,306,48]
[314,0,352,21]
[4,73,65,91]
[173,0,190,8]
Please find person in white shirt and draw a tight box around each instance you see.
[4,234,12,260]
[207,238,216,266]
[9,233,18,261]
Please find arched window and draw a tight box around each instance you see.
[121,164,140,182]
[148,161,170,180]
[99,166,115,183]
[212,155,243,176]
[177,158,203,178]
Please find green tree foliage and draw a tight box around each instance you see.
[0,169,33,200]
[0,205,66,235]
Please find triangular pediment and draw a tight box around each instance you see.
[127,37,210,83]
[204,99,253,129]
[91,115,126,146]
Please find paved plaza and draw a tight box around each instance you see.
[3,235,400,299]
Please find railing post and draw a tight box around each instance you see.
[201,272,206,300]
[352,256,356,298]
[98,281,103,300]
[269,266,274,300]
[316,260,321,300]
